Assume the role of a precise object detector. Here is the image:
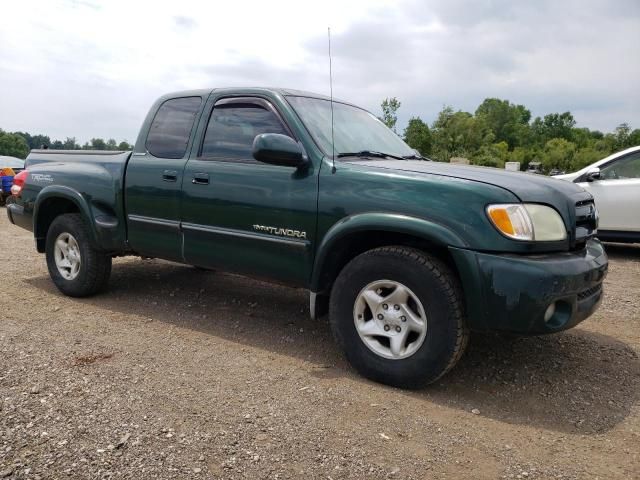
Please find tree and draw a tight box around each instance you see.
[431,106,487,161]
[63,137,81,150]
[572,147,603,171]
[531,112,576,145]
[89,138,107,150]
[475,98,531,148]
[403,117,432,155]
[571,127,593,148]
[13,132,52,150]
[118,141,132,150]
[473,141,509,168]
[380,97,401,132]
[614,123,631,150]
[542,138,576,172]
[509,146,539,170]
[0,129,30,159]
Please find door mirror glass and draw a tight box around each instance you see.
[252,133,307,168]
[586,167,601,182]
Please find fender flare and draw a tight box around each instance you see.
[310,212,468,292]
[33,185,98,246]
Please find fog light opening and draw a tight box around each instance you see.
[543,300,572,330]
[544,302,557,323]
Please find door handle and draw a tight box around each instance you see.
[162,170,178,182]
[192,173,210,185]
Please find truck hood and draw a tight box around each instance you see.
[353,159,592,206]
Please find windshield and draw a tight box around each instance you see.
[286,96,415,159]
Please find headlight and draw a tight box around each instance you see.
[486,204,567,241]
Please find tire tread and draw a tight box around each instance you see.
[330,245,469,387]
[46,213,112,297]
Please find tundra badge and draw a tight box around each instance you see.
[253,225,307,239]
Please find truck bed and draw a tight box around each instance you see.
[21,149,133,253]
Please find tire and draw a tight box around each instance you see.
[329,246,469,388]
[45,213,112,297]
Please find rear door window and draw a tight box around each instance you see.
[146,97,202,159]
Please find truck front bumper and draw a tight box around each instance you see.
[450,239,608,334]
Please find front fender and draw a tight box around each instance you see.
[310,212,468,292]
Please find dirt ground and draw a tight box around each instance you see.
[0,210,638,480]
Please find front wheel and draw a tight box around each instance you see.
[329,246,469,388]
[45,213,112,297]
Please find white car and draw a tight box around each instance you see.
[555,146,640,243]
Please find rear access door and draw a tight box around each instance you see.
[125,95,204,261]
[180,95,318,286]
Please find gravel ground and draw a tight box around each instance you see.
[1,210,639,479]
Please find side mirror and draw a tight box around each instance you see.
[252,133,307,168]
[586,167,601,182]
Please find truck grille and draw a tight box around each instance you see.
[574,199,597,248]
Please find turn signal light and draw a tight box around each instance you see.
[486,204,534,240]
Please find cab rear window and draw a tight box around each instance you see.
[146,97,202,159]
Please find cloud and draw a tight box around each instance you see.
[173,16,197,30]
[0,0,638,143]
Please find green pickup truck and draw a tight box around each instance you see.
[7,88,607,387]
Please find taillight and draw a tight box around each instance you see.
[10,170,28,196]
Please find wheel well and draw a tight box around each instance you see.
[35,198,80,252]
[315,231,458,297]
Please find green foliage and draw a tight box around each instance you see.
[1,128,133,158]
[403,117,432,155]
[89,138,107,150]
[572,147,604,171]
[13,132,51,150]
[62,137,81,150]
[81,138,130,151]
[431,107,488,161]
[0,129,30,159]
[473,141,509,168]
[475,98,531,147]
[542,138,576,172]
[531,112,576,145]
[380,97,401,132]
[383,96,637,172]
[4,95,640,173]
[614,123,631,150]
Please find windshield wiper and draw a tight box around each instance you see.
[402,154,433,161]
[337,150,405,160]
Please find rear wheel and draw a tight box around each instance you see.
[329,246,469,388]
[45,214,112,297]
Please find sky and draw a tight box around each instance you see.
[0,0,639,144]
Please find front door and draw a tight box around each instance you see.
[578,150,640,232]
[125,96,203,261]
[181,96,318,286]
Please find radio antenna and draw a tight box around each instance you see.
[328,27,336,174]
